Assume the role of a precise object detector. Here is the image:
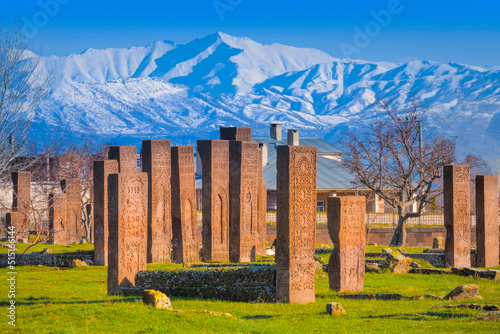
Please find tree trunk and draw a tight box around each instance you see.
[389,215,408,247]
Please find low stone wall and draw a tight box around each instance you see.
[124,264,276,302]
[0,251,93,267]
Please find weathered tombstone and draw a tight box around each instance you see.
[142,140,172,263]
[327,196,366,292]
[5,212,28,237]
[107,172,148,295]
[444,165,471,268]
[171,145,199,263]
[476,175,499,267]
[48,193,67,245]
[433,237,445,249]
[276,145,317,303]
[12,172,31,214]
[219,126,252,141]
[108,145,137,172]
[93,160,119,265]
[229,141,260,262]
[197,140,230,262]
[61,179,83,244]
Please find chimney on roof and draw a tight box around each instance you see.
[270,123,282,140]
[287,129,299,146]
[259,143,268,166]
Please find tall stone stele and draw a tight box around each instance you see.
[219,126,252,141]
[327,196,366,292]
[475,175,499,267]
[108,145,137,172]
[6,172,31,237]
[275,145,317,304]
[48,193,67,245]
[142,139,172,263]
[229,141,260,262]
[59,179,83,243]
[197,140,230,262]
[257,148,267,256]
[107,172,148,295]
[93,160,119,265]
[444,165,471,268]
[171,145,199,263]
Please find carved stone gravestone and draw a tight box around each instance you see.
[107,172,148,295]
[276,145,317,304]
[256,148,267,256]
[171,145,199,263]
[93,160,119,265]
[444,165,471,268]
[197,140,230,262]
[12,172,31,214]
[229,141,260,262]
[5,212,28,238]
[108,145,137,172]
[476,175,499,267]
[327,196,366,292]
[61,179,83,243]
[142,139,172,263]
[48,193,67,245]
[219,126,252,141]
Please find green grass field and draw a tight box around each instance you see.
[1,262,499,333]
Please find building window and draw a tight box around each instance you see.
[317,200,325,212]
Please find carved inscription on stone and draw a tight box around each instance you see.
[229,141,260,262]
[142,140,171,263]
[197,140,230,261]
[108,145,137,173]
[327,196,366,292]
[276,145,317,304]
[93,160,119,265]
[107,172,148,295]
[476,175,499,267]
[171,145,199,263]
[444,165,471,268]
[48,193,67,245]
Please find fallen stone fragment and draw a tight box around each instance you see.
[326,302,346,316]
[410,268,452,275]
[433,237,445,249]
[265,248,275,256]
[444,284,479,300]
[478,311,500,321]
[410,261,421,269]
[69,259,88,268]
[423,249,444,254]
[367,243,377,246]
[375,293,404,300]
[41,248,52,254]
[385,251,413,274]
[451,267,500,280]
[142,290,173,310]
[382,248,393,254]
[79,239,87,244]
[365,263,380,273]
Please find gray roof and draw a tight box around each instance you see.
[260,142,355,190]
[254,137,345,154]
[195,139,356,190]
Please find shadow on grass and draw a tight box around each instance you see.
[0,297,138,307]
[365,312,472,321]
[242,315,273,320]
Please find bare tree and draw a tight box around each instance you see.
[0,21,50,180]
[342,99,455,246]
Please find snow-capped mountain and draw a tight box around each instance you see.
[32,32,500,163]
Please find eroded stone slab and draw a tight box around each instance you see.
[61,179,83,244]
[327,196,366,292]
[229,141,260,262]
[197,140,230,262]
[12,172,31,214]
[48,193,67,245]
[108,145,137,172]
[142,140,171,263]
[6,212,28,237]
[171,145,199,263]
[219,127,252,141]
[107,172,148,295]
[93,160,119,265]
[476,175,499,268]
[276,145,317,304]
[444,165,471,268]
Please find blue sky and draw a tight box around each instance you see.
[1,0,499,65]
